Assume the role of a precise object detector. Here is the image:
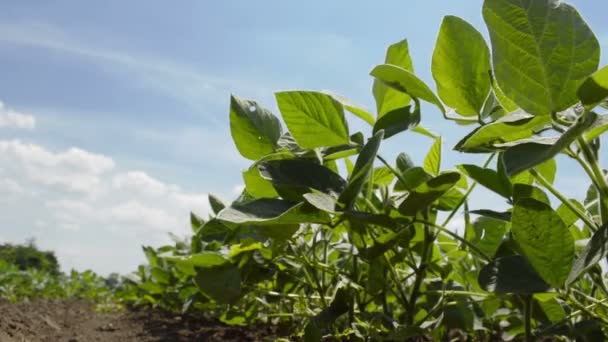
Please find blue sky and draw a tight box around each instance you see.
[0,1,606,275]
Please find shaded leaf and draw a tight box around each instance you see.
[478,255,550,294]
[566,222,608,286]
[503,113,596,176]
[338,130,384,209]
[512,198,574,288]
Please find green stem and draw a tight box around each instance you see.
[441,153,496,227]
[530,168,598,232]
[523,295,533,342]
[415,219,491,261]
[407,210,433,325]
[577,137,608,226]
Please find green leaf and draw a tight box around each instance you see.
[218,199,330,225]
[423,137,442,176]
[478,255,550,294]
[469,216,508,258]
[511,198,574,288]
[399,172,461,216]
[483,0,600,116]
[229,95,282,160]
[303,191,338,213]
[492,79,518,112]
[556,199,585,228]
[338,130,384,210]
[432,16,491,116]
[457,164,512,199]
[578,65,608,110]
[503,113,597,176]
[275,91,349,149]
[513,183,550,205]
[372,105,420,139]
[194,263,241,304]
[455,111,550,152]
[164,252,229,269]
[258,159,346,201]
[535,296,566,323]
[325,92,376,126]
[566,223,608,286]
[190,212,205,233]
[370,64,445,114]
[208,194,226,215]
[373,39,414,118]
[584,114,608,141]
[534,158,557,185]
[480,91,507,122]
[243,165,279,198]
[394,167,432,192]
[396,153,415,173]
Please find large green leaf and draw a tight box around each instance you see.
[457,164,512,199]
[372,105,420,139]
[511,198,574,288]
[338,130,384,210]
[229,95,282,160]
[502,112,597,176]
[432,16,491,116]
[566,223,608,286]
[373,39,414,118]
[455,111,550,152]
[218,199,330,226]
[478,255,550,294]
[370,64,445,114]
[275,91,349,149]
[578,65,608,110]
[483,0,600,116]
[398,172,461,216]
[258,159,347,200]
[194,263,241,304]
[423,137,442,176]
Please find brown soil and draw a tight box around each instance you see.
[0,300,281,342]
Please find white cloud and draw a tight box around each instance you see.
[0,100,35,129]
[0,139,211,274]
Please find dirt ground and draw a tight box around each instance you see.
[0,300,281,342]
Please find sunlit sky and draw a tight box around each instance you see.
[0,1,606,275]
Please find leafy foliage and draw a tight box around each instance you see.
[7,1,608,340]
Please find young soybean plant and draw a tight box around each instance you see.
[177,0,608,340]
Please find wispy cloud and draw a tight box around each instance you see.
[0,21,275,110]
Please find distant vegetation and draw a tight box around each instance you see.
[0,239,60,275]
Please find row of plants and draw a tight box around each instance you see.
[0,259,122,305]
[124,0,608,340]
[4,0,608,340]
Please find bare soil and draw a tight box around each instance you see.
[0,300,281,342]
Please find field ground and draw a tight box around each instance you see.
[0,300,281,342]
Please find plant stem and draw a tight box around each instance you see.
[577,137,608,226]
[523,295,533,342]
[407,210,433,325]
[441,153,496,227]
[530,168,598,231]
[414,219,491,261]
